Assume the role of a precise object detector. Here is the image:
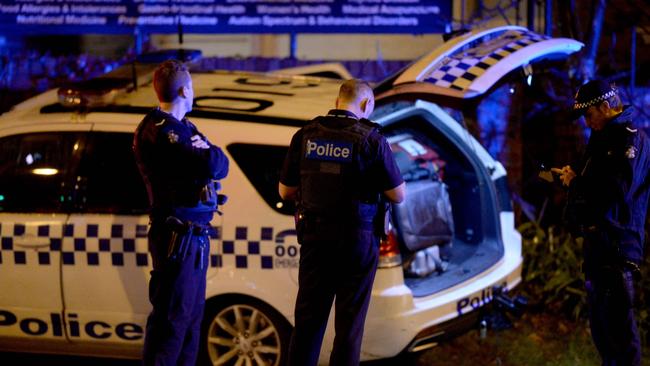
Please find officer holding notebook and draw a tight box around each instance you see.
[553,80,649,366]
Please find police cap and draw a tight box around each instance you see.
[571,79,617,120]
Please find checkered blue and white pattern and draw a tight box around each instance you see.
[0,222,296,270]
[213,227,298,270]
[423,29,548,91]
[0,222,151,267]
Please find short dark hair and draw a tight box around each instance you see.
[338,79,373,103]
[153,60,191,103]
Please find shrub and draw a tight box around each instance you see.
[518,222,650,345]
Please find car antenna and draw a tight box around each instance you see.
[131,26,142,92]
[177,15,186,62]
[131,61,137,92]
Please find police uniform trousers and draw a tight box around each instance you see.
[288,228,378,366]
[583,230,641,366]
[143,220,210,366]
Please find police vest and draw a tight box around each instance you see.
[298,116,378,222]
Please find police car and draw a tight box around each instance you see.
[0,26,582,365]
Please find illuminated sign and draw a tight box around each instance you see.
[0,0,452,34]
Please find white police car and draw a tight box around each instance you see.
[0,26,581,365]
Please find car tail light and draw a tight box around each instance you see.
[378,229,402,268]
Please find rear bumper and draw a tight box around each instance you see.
[405,299,484,353]
[360,248,523,360]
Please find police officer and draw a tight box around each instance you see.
[279,79,405,366]
[133,59,229,366]
[553,80,649,366]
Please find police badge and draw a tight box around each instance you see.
[167,131,179,143]
[625,145,637,159]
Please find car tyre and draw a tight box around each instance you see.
[199,296,292,366]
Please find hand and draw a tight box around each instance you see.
[551,166,576,187]
[191,135,210,149]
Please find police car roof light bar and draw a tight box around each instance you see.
[58,77,132,108]
[56,60,164,108]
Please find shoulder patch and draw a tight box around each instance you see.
[625,145,637,159]
[167,130,179,143]
[154,118,166,126]
[626,127,638,133]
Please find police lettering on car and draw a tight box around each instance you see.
[0,310,143,341]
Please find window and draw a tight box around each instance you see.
[0,132,84,213]
[75,132,149,215]
[227,143,295,215]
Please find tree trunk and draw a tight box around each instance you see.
[580,0,607,80]
[568,0,584,41]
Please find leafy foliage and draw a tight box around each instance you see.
[519,223,587,319]
[519,221,650,345]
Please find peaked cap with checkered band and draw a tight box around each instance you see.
[571,79,617,120]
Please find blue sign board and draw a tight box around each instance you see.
[0,0,451,35]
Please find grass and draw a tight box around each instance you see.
[412,312,650,366]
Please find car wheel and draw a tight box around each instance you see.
[200,297,291,366]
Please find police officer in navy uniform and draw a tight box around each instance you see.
[553,80,649,366]
[133,59,229,366]
[279,79,405,366]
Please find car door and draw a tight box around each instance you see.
[0,129,86,344]
[61,130,151,349]
[198,119,299,314]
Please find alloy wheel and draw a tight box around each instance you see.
[206,304,283,366]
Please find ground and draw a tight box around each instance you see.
[366,311,650,366]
